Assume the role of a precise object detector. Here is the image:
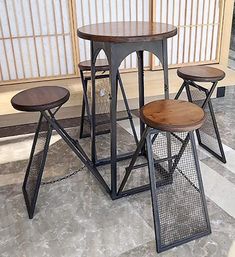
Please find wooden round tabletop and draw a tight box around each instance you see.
[140,99,205,132]
[11,86,70,112]
[77,22,177,43]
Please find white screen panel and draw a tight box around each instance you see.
[0,0,75,82]
[75,0,151,69]
[153,0,223,67]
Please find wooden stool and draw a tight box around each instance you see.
[119,100,211,253]
[11,86,109,219]
[175,66,226,163]
[78,59,138,146]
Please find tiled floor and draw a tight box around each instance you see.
[0,87,235,257]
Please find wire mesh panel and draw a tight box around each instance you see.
[81,76,111,137]
[23,115,52,218]
[80,73,137,140]
[148,131,210,251]
[87,77,111,115]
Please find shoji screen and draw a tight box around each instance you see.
[0,0,225,84]
[75,0,151,70]
[152,0,224,68]
[0,0,75,82]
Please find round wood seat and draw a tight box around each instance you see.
[11,86,70,112]
[177,66,225,82]
[140,99,205,132]
[78,59,109,72]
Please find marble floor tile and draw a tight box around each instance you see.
[0,170,154,257]
[202,156,235,184]
[122,196,235,257]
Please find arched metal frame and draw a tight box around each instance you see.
[89,38,171,199]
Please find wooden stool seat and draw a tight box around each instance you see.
[177,66,225,82]
[78,59,109,72]
[11,86,70,112]
[140,99,205,132]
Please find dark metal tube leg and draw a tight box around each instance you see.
[207,100,226,163]
[42,111,111,194]
[90,41,97,164]
[175,81,187,100]
[201,82,218,109]
[118,127,150,193]
[110,66,118,199]
[162,39,169,100]
[117,71,139,145]
[161,39,172,172]
[137,51,145,139]
[189,131,211,233]
[184,80,226,163]
[198,99,226,163]
[146,132,162,252]
[79,71,90,139]
[171,133,190,172]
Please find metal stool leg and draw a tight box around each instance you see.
[196,98,226,163]
[117,71,139,145]
[146,130,211,253]
[175,81,187,100]
[79,70,90,139]
[43,110,110,194]
[22,114,52,219]
[175,80,226,163]
[118,127,150,193]
[189,84,226,163]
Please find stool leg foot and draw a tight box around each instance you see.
[22,114,52,219]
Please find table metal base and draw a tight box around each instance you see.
[89,39,171,199]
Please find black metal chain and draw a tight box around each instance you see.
[41,165,85,185]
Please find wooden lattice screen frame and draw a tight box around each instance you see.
[0,0,231,85]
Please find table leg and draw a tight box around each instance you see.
[137,51,145,138]
[161,39,172,172]
[90,41,97,164]
[162,39,169,100]
[110,61,118,199]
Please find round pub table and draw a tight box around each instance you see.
[77,21,177,199]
